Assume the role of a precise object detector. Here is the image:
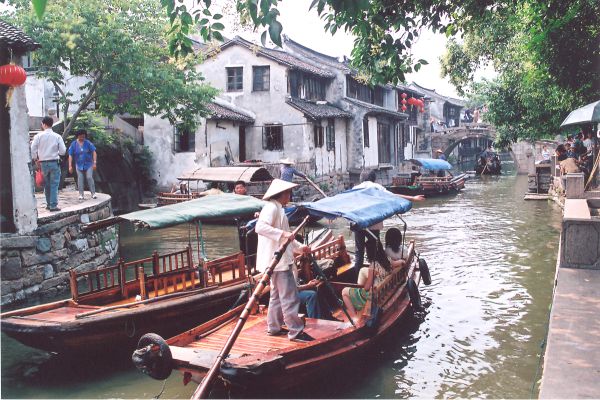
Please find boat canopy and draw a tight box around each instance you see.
[301,187,412,229]
[84,194,265,231]
[410,158,452,171]
[178,167,273,183]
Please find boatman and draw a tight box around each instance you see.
[279,158,306,183]
[255,179,314,342]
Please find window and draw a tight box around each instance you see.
[226,67,243,91]
[363,117,370,147]
[346,76,374,103]
[313,124,324,148]
[288,71,326,101]
[326,118,335,151]
[377,122,391,164]
[252,66,270,91]
[263,124,283,151]
[374,87,384,107]
[173,124,195,152]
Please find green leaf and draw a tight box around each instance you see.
[202,8,212,16]
[213,31,224,42]
[199,18,209,26]
[260,30,267,46]
[32,0,48,19]
[203,0,211,7]
[418,59,428,65]
[268,20,283,47]
[211,22,225,30]
[213,14,223,20]
[181,12,193,25]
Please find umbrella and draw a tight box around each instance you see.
[560,100,600,127]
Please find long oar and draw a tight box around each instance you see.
[304,176,327,198]
[308,254,355,327]
[191,216,310,400]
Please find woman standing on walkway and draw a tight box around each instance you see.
[68,129,97,200]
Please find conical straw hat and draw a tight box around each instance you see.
[263,179,298,200]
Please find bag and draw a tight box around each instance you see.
[35,169,44,189]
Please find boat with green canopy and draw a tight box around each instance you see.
[0,194,267,356]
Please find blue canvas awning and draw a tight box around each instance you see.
[410,158,452,170]
[301,187,412,229]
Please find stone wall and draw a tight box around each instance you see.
[1,198,117,307]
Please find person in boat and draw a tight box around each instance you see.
[234,180,247,195]
[280,158,307,183]
[409,166,422,185]
[170,182,189,194]
[351,171,424,274]
[255,179,314,342]
[384,228,408,269]
[342,238,391,325]
[435,149,447,161]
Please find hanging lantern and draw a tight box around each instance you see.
[420,107,425,113]
[401,92,407,99]
[401,105,407,112]
[407,97,416,106]
[0,64,27,87]
[401,98,407,105]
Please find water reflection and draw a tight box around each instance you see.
[1,173,561,398]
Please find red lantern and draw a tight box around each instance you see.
[407,97,416,106]
[401,98,407,105]
[0,64,27,87]
[401,105,407,112]
[420,107,425,113]
[401,92,407,99]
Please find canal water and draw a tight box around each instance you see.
[1,172,563,399]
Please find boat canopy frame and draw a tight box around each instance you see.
[410,158,452,171]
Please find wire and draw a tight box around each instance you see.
[153,379,167,399]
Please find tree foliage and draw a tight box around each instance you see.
[440,0,599,145]
[3,0,217,138]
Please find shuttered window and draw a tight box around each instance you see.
[226,67,243,91]
[252,66,270,91]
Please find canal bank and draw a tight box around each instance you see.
[1,173,564,398]
[539,198,600,398]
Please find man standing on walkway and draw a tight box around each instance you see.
[255,179,314,342]
[31,117,66,211]
[68,129,97,200]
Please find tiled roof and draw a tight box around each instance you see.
[396,83,425,97]
[343,97,407,120]
[207,102,254,123]
[283,36,352,74]
[286,98,352,119]
[0,20,40,53]
[222,36,335,78]
[409,82,466,107]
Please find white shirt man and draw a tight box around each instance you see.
[255,179,313,342]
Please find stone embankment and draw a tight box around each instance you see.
[1,193,117,307]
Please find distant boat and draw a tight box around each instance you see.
[386,158,468,196]
[475,152,502,175]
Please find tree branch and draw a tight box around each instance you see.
[62,72,103,139]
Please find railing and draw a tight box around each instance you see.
[204,252,246,285]
[372,241,415,308]
[157,192,203,206]
[70,247,194,302]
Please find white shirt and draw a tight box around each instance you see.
[30,128,66,161]
[255,199,300,273]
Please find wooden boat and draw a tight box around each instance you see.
[132,187,432,396]
[475,152,502,175]
[387,158,468,197]
[156,166,274,206]
[0,194,266,355]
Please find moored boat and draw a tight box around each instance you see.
[0,194,266,355]
[475,152,502,175]
[387,158,467,196]
[132,187,431,397]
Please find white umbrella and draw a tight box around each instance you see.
[560,100,600,127]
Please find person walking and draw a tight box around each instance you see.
[30,116,66,211]
[255,179,313,342]
[68,129,97,200]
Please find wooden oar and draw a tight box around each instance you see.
[304,176,327,198]
[191,216,310,400]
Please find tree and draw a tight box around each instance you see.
[3,0,217,138]
[440,0,599,145]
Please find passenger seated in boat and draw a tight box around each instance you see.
[384,228,408,269]
[342,239,391,324]
[170,182,189,194]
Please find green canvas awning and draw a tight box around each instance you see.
[83,194,265,231]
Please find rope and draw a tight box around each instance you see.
[153,379,167,399]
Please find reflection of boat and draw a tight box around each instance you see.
[157,167,274,206]
[386,158,467,197]
[132,188,431,396]
[0,195,265,355]
[475,152,502,175]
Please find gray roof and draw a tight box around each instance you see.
[221,36,335,78]
[343,98,407,120]
[0,20,40,53]
[207,102,254,123]
[286,98,352,119]
[283,36,352,74]
[409,82,466,107]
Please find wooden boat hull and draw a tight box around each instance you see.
[386,173,467,197]
[1,282,247,355]
[150,246,424,395]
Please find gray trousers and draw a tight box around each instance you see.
[77,168,95,196]
[268,267,304,339]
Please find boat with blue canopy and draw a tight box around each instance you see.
[386,158,468,197]
[1,194,267,356]
[132,188,432,397]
